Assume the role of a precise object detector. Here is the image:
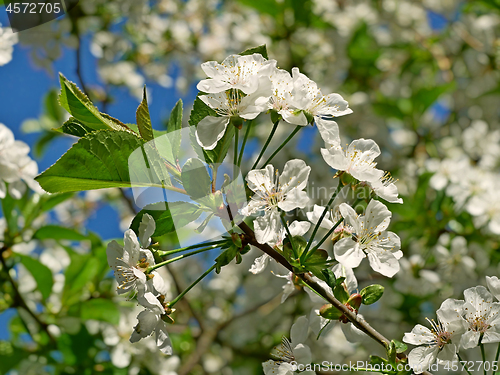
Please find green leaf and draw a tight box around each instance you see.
[62,251,100,306]
[45,88,65,122]
[360,284,384,305]
[136,86,154,142]
[239,44,269,59]
[16,254,53,300]
[282,236,307,263]
[369,355,389,367]
[33,131,60,157]
[304,249,330,281]
[387,341,397,365]
[39,192,74,212]
[237,0,279,16]
[130,201,203,237]
[0,342,30,374]
[166,99,183,158]
[36,130,148,193]
[321,269,337,289]
[78,298,120,325]
[391,339,408,354]
[33,225,87,241]
[58,73,133,133]
[412,82,456,115]
[54,117,94,137]
[215,244,239,273]
[181,158,211,200]
[1,190,17,234]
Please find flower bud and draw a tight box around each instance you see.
[347,293,363,311]
[319,304,343,320]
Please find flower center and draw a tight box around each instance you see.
[426,318,453,349]
[471,316,490,333]
[436,331,452,348]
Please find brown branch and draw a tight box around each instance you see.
[237,221,434,375]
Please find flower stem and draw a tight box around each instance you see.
[458,353,473,375]
[281,214,298,260]
[233,128,239,178]
[481,343,487,375]
[148,245,220,272]
[156,240,226,257]
[238,120,253,167]
[261,125,302,168]
[300,182,343,263]
[251,119,280,170]
[494,342,500,375]
[306,218,344,261]
[167,264,216,308]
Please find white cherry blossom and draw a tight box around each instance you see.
[0,24,17,66]
[487,276,500,301]
[250,220,311,275]
[195,76,271,150]
[460,286,500,349]
[0,123,40,199]
[262,316,315,375]
[268,68,308,125]
[241,159,311,246]
[290,67,352,144]
[334,199,402,277]
[403,299,467,374]
[321,138,383,182]
[197,53,276,95]
[107,214,167,296]
[321,138,402,203]
[130,292,172,355]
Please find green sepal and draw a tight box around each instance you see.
[333,284,349,304]
[239,44,268,59]
[319,304,343,320]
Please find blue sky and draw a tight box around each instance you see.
[0,11,204,241]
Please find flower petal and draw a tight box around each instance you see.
[138,213,156,248]
[290,315,309,344]
[195,116,230,150]
[403,324,435,345]
[279,159,311,192]
[366,248,400,277]
[334,238,365,269]
[408,346,438,374]
[315,117,340,145]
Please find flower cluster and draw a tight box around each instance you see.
[404,278,500,373]
[194,53,352,150]
[106,214,173,354]
[0,23,17,66]
[425,120,500,235]
[0,123,39,199]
